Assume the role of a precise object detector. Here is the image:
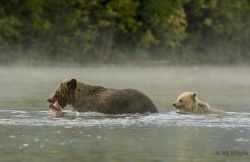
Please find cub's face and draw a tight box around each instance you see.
[173,92,197,110]
[47,78,77,108]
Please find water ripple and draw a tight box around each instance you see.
[0,110,250,128]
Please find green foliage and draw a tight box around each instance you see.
[0,0,250,65]
[181,0,250,64]
[139,0,187,48]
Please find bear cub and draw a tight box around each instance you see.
[173,92,225,114]
[47,77,158,114]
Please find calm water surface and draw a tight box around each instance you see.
[0,66,250,162]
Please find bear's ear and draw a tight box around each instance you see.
[191,92,197,100]
[67,78,77,89]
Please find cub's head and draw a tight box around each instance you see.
[47,78,77,109]
[173,92,197,111]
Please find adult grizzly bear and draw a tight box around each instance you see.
[173,92,225,114]
[47,78,158,114]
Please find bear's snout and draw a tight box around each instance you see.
[173,103,177,107]
[47,98,53,103]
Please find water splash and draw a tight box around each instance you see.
[0,110,250,128]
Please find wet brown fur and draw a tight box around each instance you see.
[47,78,158,114]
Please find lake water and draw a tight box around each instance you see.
[0,66,250,162]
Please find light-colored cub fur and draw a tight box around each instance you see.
[173,92,225,114]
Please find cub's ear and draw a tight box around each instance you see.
[67,78,77,89]
[191,92,197,100]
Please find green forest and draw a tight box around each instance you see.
[0,0,250,65]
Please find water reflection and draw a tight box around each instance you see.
[0,66,250,161]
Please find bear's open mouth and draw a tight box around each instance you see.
[49,101,62,111]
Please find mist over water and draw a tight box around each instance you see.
[0,66,250,162]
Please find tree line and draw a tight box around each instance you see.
[0,0,250,65]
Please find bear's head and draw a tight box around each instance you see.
[47,78,77,109]
[173,92,197,111]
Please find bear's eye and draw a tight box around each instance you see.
[179,99,183,102]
